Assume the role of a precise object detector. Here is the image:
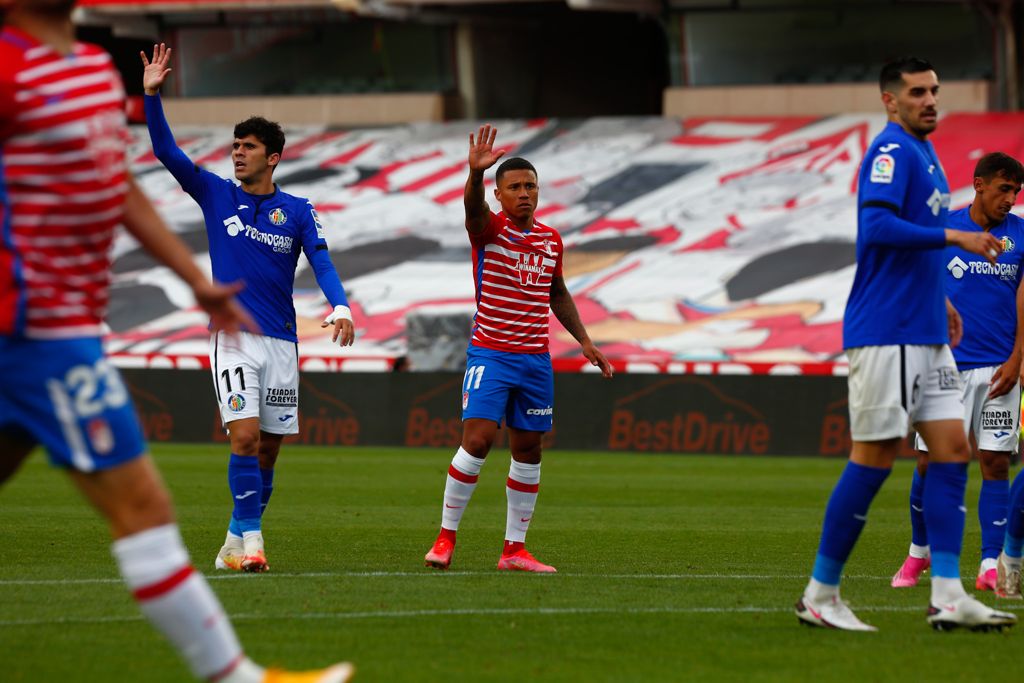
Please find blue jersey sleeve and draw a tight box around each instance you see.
[860,206,947,249]
[859,144,945,249]
[300,204,348,307]
[144,93,216,201]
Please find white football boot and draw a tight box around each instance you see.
[215,531,244,571]
[996,551,1023,600]
[241,530,269,573]
[927,594,1017,631]
[795,592,877,632]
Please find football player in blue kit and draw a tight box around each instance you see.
[890,153,1024,595]
[141,43,355,573]
[794,57,1016,631]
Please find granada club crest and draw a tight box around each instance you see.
[269,208,287,226]
[228,393,246,412]
[87,417,115,454]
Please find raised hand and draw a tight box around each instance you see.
[140,43,172,95]
[468,124,505,173]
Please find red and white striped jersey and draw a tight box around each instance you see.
[469,211,564,354]
[0,27,129,339]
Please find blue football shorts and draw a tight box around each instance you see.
[461,345,554,432]
[0,336,147,472]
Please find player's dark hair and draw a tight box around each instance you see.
[495,157,537,186]
[879,57,934,93]
[233,116,285,158]
[974,152,1024,185]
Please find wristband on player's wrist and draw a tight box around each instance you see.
[324,304,352,323]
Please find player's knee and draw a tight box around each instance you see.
[980,451,1010,480]
[462,434,493,458]
[112,481,174,537]
[229,429,260,456]
[512,442,542,464]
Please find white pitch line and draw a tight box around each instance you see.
[0,571,896,587]
[2,603,1022,628]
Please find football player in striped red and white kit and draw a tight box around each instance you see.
[0,2,352,681]
[425,124,613,573]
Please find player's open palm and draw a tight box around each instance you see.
[140,43,172,95]
[468,124,505,172]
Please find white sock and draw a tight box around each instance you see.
[931,576,968,605]
[505,460,541,544]
[980,557,998,573]
[805,577,839,602]
[909,543,930,559]
[112,524,253,680]
[1005,554,1023,570]
[441,447,485,531]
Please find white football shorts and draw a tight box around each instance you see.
[847,344,963,441]
[915,365,1021,453]
[209,330,299,435]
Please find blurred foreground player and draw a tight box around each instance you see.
[0,1,352,680]
[424,125,612,572]
[142,43,354,574]
[891,153,1024,593]
[794,57,1015,632]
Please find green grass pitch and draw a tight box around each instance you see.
[1,445,1020,682]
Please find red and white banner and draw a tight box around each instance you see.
[107,113,1024,373]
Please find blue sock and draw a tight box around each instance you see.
[923,461,968,578]
[1006,470,1024,558]
[978,478,1008,561]
[910,468,928,547]
[811,461,891,585]
[260,467,275,517]
[228,453,262,533]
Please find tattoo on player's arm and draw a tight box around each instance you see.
[550,276,587,343]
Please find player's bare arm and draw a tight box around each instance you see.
[464,124,504,235]
[945,297,963,349]
[121,177,256,334]
[140,42,172,96]
[549,275,613,378]
[990,276,1024,398]
[946,228,1002,264]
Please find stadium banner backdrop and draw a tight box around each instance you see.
[106,114,1024,375]
[122,369,911,457]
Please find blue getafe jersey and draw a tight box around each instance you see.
[145,95,346,343]
[844,121,951,348]
[943,207,1024,369]
[181,176,324,343]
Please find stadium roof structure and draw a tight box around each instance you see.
[76,0,660,14]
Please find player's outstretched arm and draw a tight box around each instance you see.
[122,176,256,333]
[464,124,504,235]
[989,277,1024,398]
[550,275,613,378]
[140,43,207,193]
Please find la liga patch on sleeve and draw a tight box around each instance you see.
[870,153,895,184]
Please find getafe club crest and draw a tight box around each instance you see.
[1002,236,1015,253]
[228,393,246,412]
[269,208,287,226]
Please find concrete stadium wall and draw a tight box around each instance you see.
[663,80,990,117]
[159,93,449,126]
[123,369,912,458]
